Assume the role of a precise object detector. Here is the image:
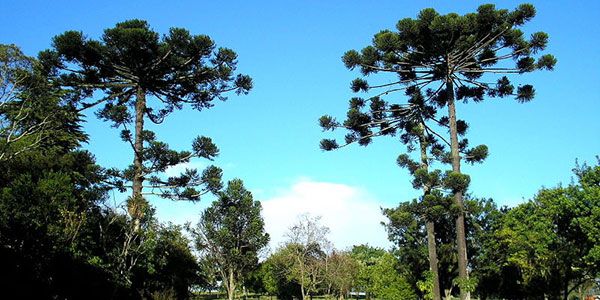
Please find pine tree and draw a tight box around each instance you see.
[331,4,555,299]
[320,86,457,300]
[40,20,252,227]
[194,179,269,300]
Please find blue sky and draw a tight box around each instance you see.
[2,0,599,248]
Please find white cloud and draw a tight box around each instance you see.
[260,179,391,252]
[164,160,206,178]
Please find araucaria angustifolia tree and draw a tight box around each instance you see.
[324,4,556,299]
[319,86,464,300]
[40,20,253,229]
[194,179,269,300]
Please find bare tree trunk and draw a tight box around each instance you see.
[426,221,441,299]
[445,78,470,300]
[418,124,442,300]
[129,86,146,231]
[300,264,307,300]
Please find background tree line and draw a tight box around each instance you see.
[248,172,599,300]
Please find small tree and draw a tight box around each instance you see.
[325,250,359,300]
[41,19,253,229]
[195,179,269,300]
[260,246,303,300]
[331,4,556,299]
[370,252,417,300]
[284,213,331,300]
[350,245,386,299]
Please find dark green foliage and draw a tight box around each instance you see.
[1,45,202,298]
[194,179,269,300]
[0,121,202,300]
[443,171,471,193]
[384,196,501,298]
[338,3,555,113]
[319,87,446,153]
[1,44,86,160]
[464,145,488,164]
[41,21,252,108]
[319,138,339,151]
[324,2,555,165]
[135,223,202,300]
[0,146,120,299]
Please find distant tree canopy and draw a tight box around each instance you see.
[40,19,253,228]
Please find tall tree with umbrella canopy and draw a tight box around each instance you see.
[324,4,555,299]
[40,20,252,228]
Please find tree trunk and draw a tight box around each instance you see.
[418,125,442,300]
[129,86,147,231]
[300,263,307,300]
[227,268,236,300]
[425,220,441,300]
[445,78,470,300]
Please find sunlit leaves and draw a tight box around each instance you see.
[443,171,471,193]
[342,50,361,69]
[397,153,419,174]
[497,163,600,297]
[464,145,488,164]
[373,30,401,53]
